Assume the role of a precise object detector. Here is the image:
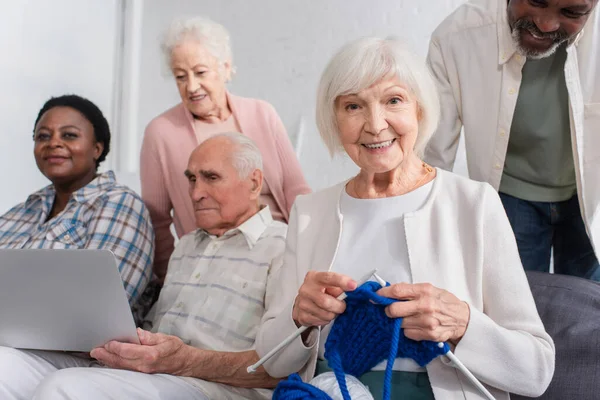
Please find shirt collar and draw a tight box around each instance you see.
[71,171,117,203]
[195,205,273,249]
[497,0,518,65]
[25,171,117,207]
[570,28,585,48]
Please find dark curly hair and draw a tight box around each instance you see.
[33,94,111,169]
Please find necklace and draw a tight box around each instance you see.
[349,162,434,199]
[410,162,434,191]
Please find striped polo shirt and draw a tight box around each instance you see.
[149,205,287,352]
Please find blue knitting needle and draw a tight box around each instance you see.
[247,268,379,374]
[372,273,496,400]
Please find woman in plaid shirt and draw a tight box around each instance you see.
[0,95,154,321]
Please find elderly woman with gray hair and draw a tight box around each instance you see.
[141,16,310,283]
[256,37,555,399]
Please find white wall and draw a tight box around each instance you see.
[0,0,120,214]
[131,0,467,191]
[1,1,469,215]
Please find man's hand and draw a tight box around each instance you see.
[90,328,194,376]
[92,329,280,388]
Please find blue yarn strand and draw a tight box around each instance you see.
[273,281,450,400]
[383,318,402,400]
[327,348,352,400]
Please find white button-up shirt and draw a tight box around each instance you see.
[149,206,287,353]
[425,0,600,253]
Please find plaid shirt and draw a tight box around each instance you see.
[148,206,287,353]
[0,171,154,307]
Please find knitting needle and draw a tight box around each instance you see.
[372,272,387,287]
[247,268,378,374]
[372,273,495,400]
[441,345,495,400]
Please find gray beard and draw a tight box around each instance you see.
[511,27,566,60]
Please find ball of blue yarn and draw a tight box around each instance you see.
[273,373,333,400]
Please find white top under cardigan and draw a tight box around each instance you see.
[255,169,555,400]
[319,181,433,372]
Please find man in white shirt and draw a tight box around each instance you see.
[425,0,600,280]
[0,132,287,400]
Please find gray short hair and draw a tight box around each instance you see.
[209,132,263,178]
[160,16,235,77]
[316,37,440,157]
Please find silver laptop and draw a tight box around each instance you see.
[0,249,140,352]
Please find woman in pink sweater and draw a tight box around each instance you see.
[140,16,310,281]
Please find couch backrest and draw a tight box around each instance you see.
[511,271,600,400]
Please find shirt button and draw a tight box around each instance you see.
[64,234,71,241]
[495,163,502,170]
[194,273,201,279]
[508,88,516,95]
[515,54,522,62]
[176,302,184,308]
[499,130,506,137]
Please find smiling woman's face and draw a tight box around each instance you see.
[33,106,102,188]
[334,76,421,174]
[170,39,231,118]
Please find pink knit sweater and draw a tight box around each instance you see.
[140,92,310,280]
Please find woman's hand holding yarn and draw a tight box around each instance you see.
[377,282,470,344]
[292,271,357,328]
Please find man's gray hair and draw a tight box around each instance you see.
[160,16,235,77]
[316,36,440,157]
[211,132,263,178]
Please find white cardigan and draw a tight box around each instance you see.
[256,169,555,400]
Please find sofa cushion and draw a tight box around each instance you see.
[511,271,600,400]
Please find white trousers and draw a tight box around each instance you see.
[0,346,270,400]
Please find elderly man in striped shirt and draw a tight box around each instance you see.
[0,132,290,400]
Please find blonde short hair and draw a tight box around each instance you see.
[316,37,440,157]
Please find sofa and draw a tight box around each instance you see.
[511,271,600,400]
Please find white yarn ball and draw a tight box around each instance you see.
[309,372,374,400]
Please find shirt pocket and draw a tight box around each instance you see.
[197,271,268,349]
[584,103,600,164]
[229,271,269,304]
[45,221,88,248]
